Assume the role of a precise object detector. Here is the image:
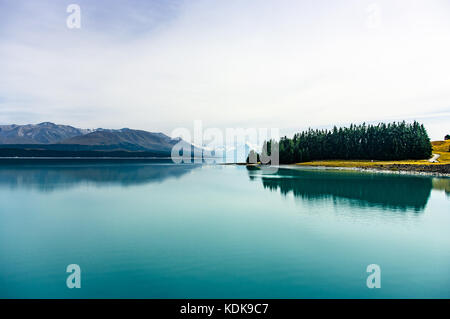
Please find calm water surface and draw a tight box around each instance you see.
[0,160,449,298]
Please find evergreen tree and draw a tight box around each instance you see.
[260,121,433,164]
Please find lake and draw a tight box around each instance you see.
[0,160,449,298]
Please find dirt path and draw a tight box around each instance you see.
[428,153,440,163]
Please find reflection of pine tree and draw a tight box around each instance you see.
[255,169,432,211]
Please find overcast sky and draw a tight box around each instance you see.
[0,0,449,140]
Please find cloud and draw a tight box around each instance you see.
[0,0,449,139]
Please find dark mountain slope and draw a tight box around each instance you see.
[59,128,183,152]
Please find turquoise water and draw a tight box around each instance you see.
[0,161,449,298]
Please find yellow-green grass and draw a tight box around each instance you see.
[432,140,450,162]
[295,140,450,167]
[432,178,450,193]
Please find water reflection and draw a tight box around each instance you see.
[0,159,199,192]
[248,167,433,211]
[432,178,450,196]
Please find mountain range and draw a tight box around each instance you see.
[0,122,93,144]
[0,122,191,157]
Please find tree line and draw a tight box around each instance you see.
[248,121,432,164]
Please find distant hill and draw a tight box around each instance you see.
[431,140,450,152]
[0,122,194,157]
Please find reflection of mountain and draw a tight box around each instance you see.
[248,167,432,211]
[0,159,198,192]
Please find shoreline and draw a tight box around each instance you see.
[1,157,449,177]
[239,163,450,178]
[288,164,450,178]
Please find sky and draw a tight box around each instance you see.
[0,0,449,140]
